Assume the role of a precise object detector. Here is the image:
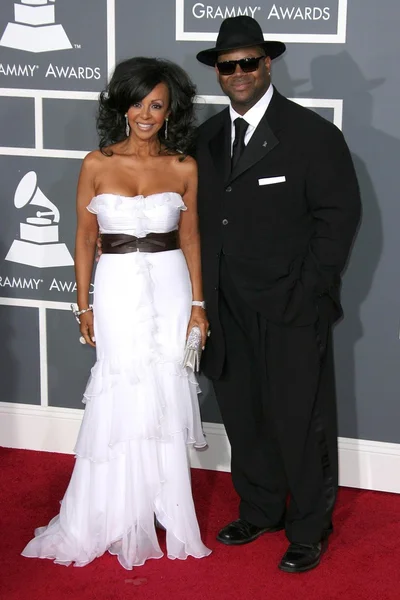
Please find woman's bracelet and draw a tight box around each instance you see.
[70,304,93,324]
[192,300,206,309]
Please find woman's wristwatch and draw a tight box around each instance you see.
[192,300,206,309]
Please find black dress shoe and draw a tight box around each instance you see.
[216,518,284,546]
[278,540,327,573]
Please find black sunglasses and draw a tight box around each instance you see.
[216,55,266,76]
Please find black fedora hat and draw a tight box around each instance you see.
[196,16,286,67]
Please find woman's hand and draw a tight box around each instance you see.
[79,310,96,347]
[186,306,209,349]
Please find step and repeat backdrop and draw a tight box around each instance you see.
[0,0,399,449]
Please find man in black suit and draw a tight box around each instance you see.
[195,16,361,572]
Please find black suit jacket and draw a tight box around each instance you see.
[195,88,361,377]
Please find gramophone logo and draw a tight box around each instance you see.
[0,0,72,53]
[5,171,74,269]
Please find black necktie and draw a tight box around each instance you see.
[231,117,248,172]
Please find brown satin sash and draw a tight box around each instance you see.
[101,231,179,254]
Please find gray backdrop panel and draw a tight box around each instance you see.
[182,1,339,35]
[43,99,99,152]
[0,305,40,405]
[0,0,108,92]
[47,308,96,409]
[0,97,35,148]
[0,156,81,303]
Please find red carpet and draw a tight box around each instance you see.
[1,448,400,600]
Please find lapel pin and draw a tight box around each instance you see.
[262,141,268,147]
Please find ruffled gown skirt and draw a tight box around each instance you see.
[22,248,211,569]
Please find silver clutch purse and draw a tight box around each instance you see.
[183,326,202,372]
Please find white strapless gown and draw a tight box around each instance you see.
[21,192,211,569]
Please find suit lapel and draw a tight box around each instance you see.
[227,88,284,185]
[208,108,231,183]
[228,118,279,184]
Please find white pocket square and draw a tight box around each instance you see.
[258,176,286,186]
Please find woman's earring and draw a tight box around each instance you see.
[164,117,169,140]
[125,114,130,137]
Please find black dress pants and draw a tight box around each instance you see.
[212,257,338,544]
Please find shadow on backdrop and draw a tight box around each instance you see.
[298,52,394,508]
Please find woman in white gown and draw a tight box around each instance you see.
[22,57,211,569]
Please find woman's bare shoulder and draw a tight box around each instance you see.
[81,148,115,175]
[82,149,105,168]
[170,153,197,175]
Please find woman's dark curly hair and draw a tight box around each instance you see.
[97,57,197,155]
